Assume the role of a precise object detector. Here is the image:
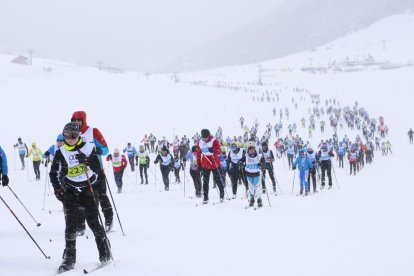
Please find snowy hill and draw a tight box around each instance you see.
[165,0,414,72]
[1,13,414,276]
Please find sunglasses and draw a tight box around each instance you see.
[63,132,80,140]
[71,118,83,123]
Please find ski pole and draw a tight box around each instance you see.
[7,186,41,227]
[102,172,126,236]
[80,158,114,260]
[270,162,283,195]
[332,165,340,190]
[261,173,272,207]
[0,194,50,259]
[291,170,296,195]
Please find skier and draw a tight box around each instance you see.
[71,111,113,232]
[135,145,150,184]
[13,138,28,170]
[245,143,263,207]
[154,146,174,191]
[348,147,359,175]
[184,146,202,198]
[106,148,128,193]
[50,122,111,273]
[240,116,245,128]
[27,142,44,181]
[408,129,414,144]
[286,143,295,169]
[0,145,9,186]
[196,129,225,204]
[141,134,150,152]
[292,149,313,196]
[173,153,183,183]
[306,146,320,193]
[149,133,157,153]
[43,134,65,166]
[336,142,346,168]
[122,143,137,172]
[259,142,277,193]
[318,143,334,189]
[226,143,246,199]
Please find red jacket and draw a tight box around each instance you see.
[196,136,221,170]
[106,154,128,173]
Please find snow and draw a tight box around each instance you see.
[1,13,414,276]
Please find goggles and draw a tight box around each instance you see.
[63,131,80,140]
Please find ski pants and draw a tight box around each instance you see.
[160,165,171,188]
[139,164,148,181]
[63,188,106,249]
[410,136,413,144]
[261,163,276,190]
[33,160,41,178]
[307,167,317,191]
[114,170,124,188]
[320,160,332,187]
[299,170,310,191]
[287,154,294,168]
[128,156,135,171]
[247,175,261,199]
[228,168,243,195]
[19,154,25,167]
[190,169,201,196]
[150,142,155,152]
[201,168,224,200]
[174,167,181,182]
[350,162,357,175]
[338,155,344,168]
[145,144,150,152]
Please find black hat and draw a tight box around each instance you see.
[62,122,80,135]
[201,129,210,138]
[261,141,268,147]
[161,146,168,152]
[191,145,197,152]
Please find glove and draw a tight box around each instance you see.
[25,154,29,158]
[41,159,44,164]
[95,147,103,155]
[76,152,89,165]
[1,175,9,186]
[54,188,64,202]
[208,147,214,153]
[107,153,112,159]
[146,163,150,169]
[292,165,297,170]
[170,166,174,172]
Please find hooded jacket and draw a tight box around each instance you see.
[71,111,109,156]
[196,136,221,170]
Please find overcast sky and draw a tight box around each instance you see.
[0,0,284,71]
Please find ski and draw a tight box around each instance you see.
[83,261,111,274]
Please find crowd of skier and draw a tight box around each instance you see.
[0,91,408,274]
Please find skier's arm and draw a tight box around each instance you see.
[49,150,67,189]
[0,146,8,176]
[92,128,109,156]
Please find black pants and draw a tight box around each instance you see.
[320,160,332,187]
[63,188,106,249]
[139,164,148,181]
[33,160,41,178]
[145,144,150,152]
[261,163,276,190]
[410,136,413,144]
[160,165,170,187]
[150,142,155,152]
[202,168,224,200]
[350,162,357,175]
[287,154,294,168]
[307,168,317,191]
[128,156,135,171]
[338,155,344,168]
[229,169,241,195]
[19,154,25,167]
[190,169,201,196]
[174,167,181,182]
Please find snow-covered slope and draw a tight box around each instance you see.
[1,13,414,276]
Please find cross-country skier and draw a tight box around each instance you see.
[43,134,65,167]
[123,143,137,172]
[259,141,277,193]
[154,146,174,191]
[226,143,247,199]
[196,129,225,204]
[184,146,202,198]
[245,142,263,207]
[106,148,128,193]
[27,142,44,181]
[13,138,28,170]
[318,143,334,189]
[50,122,111,273]
[293,149,313,196]
[135,145,150,184]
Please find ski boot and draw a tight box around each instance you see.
[220,197,224,203]
[58,248,76,273]
[96,238,111,263]
[232,194,237,199]
[165,186,169,191]
[257,198,263,208]
[249,197,255,207]
[104,218,113,232]
[77,221,86,236]
[145,178,148,184]
[305,189,310,196]
[141,178,144,184]
[117,187,122,193]
[299,187,303,195]
[273,186,277,193]
[202,196,209,204]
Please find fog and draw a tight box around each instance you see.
[0,0,284,71]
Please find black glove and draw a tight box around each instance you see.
[44,159,49,167]
[76,152,89,165]
[95,147,103,155]
[146,163,150,169]
[292,165,297,170]
[208,147,214,153]
[41,159,44,164]
[170,166,174,172]
[107,153,112,159]
[1,175,9,186]
[54,188,64,202]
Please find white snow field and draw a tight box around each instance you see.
[1,13,413,276]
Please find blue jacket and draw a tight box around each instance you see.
[293,156,313,172]
[43,144,58,158]
[0,146,8,176]
[123,146,137,157]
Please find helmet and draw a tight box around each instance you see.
[56,134,64,142]
[201,129,210,139]
[62,122,80,136]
